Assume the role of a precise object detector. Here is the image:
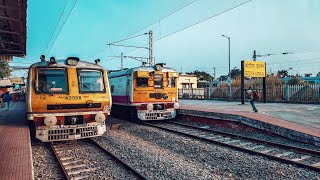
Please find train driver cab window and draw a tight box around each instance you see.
[78,70,105,93]
[37,68,68,93]
[168,77,176,87]
[154,74,163,89]
[136,78,148,87]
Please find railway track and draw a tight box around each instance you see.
[142,121,320,172]
[51,139,148,180]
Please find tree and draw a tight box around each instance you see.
[192,70,213,81]
[230,67,241,79]
[304,73,312,77]
[287,77,303,85]
[0,60,10,78]
[277,70,288,78]
[317,72,320,77]
[218,75,228,81]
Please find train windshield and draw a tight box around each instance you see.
[154,74,163,89]
[78,69,105,93]
[168,77,176,87]
[37,68,68,93]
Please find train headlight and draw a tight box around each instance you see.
[155,64,162,71]
[174,102,179,109]
[95,112,106,123]
[147,103,153,111]
[172,97,176,102]
[44,115,57,127]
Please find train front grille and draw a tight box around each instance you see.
[47,126,98,140]
[145,112,172,120]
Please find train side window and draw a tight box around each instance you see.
[168,77,176,87]
[111,85,114,93]
[136,78,148,87]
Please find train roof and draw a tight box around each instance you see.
[108,66,177,78]
[29,59,105,70]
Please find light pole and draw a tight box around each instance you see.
[221,34,231,100]
[186,79,191,99]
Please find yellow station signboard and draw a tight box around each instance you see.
[243,60,266,77]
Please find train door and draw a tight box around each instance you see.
[126,75,132,103]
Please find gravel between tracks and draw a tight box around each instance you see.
[175,117,320,151]
[32,142,65,179]
[95,117,320,180]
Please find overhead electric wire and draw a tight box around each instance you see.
[108,33,148,45]
[91,0,200,58]
[119,0,254,57]
[155,0,254,42]
[47,0,78,56]
[125,0,199,39]
[43,0,70,55]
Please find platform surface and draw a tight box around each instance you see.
[179,99,320,138]
[0,101,33,179]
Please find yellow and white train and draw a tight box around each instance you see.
[108,63,179,121]
[26,57,112,142]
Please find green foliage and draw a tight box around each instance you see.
[287,77,303,85]
[317,72,320,77]
[277,70,288,78]
[0,61,10,78]
[218,75,228,81]
[230,67,241,79]
[192,70,213,81]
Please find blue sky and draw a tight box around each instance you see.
[11,0,320,78]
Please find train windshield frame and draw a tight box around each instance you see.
[36,68,69,94]
[78,69,106,93]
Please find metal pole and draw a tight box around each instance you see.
[149,30,153,66]
[228,37,231,100]
[120,52,123,70]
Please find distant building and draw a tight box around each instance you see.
[178,74,197,89]
[198,80,220,88]
[281,77,320,85]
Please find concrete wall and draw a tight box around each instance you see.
[178,74,197,89]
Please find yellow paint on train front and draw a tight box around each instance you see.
[30,67,111,113]
[132,71,178,103]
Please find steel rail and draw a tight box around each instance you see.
[89,139,149,180]
[142,122,320,172]
[168,121,320,156]
[50,143,70,180]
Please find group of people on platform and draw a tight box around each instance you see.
[0,92,25,110]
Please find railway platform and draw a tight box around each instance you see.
[0,101,33,179]
[178,99,320,146]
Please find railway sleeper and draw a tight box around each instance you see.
[275,151,294,157]
[62,160,84,166]
[67,167,96,176]
[311,162,320,167]
[290,155,312,162]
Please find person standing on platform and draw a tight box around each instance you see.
[3,92,12,111]
[247,86,259,112]
[0,93,4,109]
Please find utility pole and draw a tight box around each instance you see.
[149,30,153,66]
[213,67,216,79]
[120,52,123,70]
[253,50,257,61]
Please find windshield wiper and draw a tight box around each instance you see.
[82,84,95,93]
